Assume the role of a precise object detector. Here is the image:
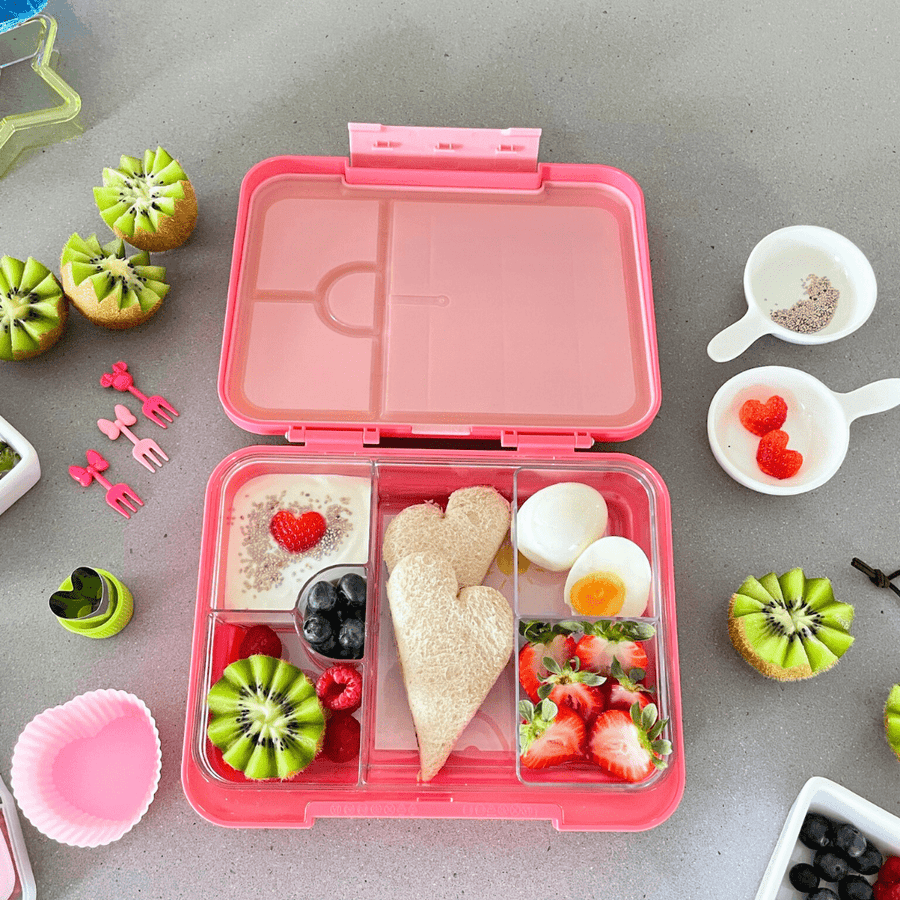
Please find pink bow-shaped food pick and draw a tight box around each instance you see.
[69,449,144,519]
[98,404,169,473]
[100,361,179,428]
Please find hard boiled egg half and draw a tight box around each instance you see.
[516,482,608,572]
[563,536,651,617]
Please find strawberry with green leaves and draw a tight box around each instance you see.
[587,701,672,783]
[537,656,605,724]
[518,621,577,702]
[519,699,585,769]
[574,619,655,676]
[599,658,653,712]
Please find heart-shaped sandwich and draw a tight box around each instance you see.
[382,486,510,588]
[386,551,514,782]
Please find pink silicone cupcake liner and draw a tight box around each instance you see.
[10,689,161,848]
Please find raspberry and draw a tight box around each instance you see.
[322,713,361,763]
[739,395,788,436]
[237,624,282,660]
[316,664,363,712]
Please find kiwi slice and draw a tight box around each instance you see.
[0,256,67,360]
[728,567,854,680]
[885,684,900,761]
[60,233,169,330]
[206,654,326,780]
[93,147,197,252]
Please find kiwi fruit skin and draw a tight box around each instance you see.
[885,684,900,761]
[60,233,169,330]
[728,568,854,681]
[206,654,326,780]
[0,256,67,360]
[94,147,198,252]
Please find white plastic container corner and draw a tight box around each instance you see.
[0,413,39,517]
[755,776,900,900]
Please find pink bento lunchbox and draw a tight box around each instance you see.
[181,123,685,831]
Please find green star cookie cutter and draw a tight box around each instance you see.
[0,14,81,178]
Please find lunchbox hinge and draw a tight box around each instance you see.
[501,431,594,455]
[348,123,541,173]
[286,426,380,450]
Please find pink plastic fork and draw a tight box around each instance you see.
[98,404,168,473]
[100,361,179,428]
[69,450,144,519]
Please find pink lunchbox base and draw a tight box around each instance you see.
[181,124,683,831]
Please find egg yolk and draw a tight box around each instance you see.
[569,571,627,615]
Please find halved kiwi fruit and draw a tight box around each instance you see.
[728,567,854,680]
[93,147,197,252]
[60,233,169,330]
[0,256,67,360]
[885,684,900,761]
[207,654,326,780]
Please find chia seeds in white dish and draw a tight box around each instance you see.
[770,273,840,334]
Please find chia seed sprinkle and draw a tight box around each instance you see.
[770,273,840,334]
[236,490,354,595]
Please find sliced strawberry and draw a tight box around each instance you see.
[739,395,788,437]
[879,857,900,885]
[599,658,653,712]
[587,702,672,783]
[574,620,654,676]
[519,699,585,769]
[269,509,327,553]
[237,624,283,660]
[756,429,803,479]
[537,656,605,724]
[518,621,577,702]
[875,883,900,900]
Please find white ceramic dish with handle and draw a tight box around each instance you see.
[707,226,878,362]
[707,365,900,495]
[0,412,40,516]
[755,776,900,900]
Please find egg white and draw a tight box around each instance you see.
[563,536,651,617]
[515,482,608,572]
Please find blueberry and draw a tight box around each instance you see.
[306,580,339,615]
[837,874,874,900]
[801,813,836,849]
[813,849,849,883]
[850,842,883,875]
[789,862,819,892]
[337,573,367,611]
[338,618,365,658]
[808,891,839,900]
[302,613,333,645]
[834,823,867,859]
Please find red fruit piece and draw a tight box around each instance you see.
[600,659,653,713]
[518,623,577,702]
[316,664,363,713]
[879,856,900,885]
[756,429,803,479]
[574,620,654,676]
[875,883,900,900]
[537,657,605,725]
[519,699,586,769]
[269,510,327,553]
[238,624,283,660]
[587,702,672,783]
[322,712,361,763]
[739,395,788,436]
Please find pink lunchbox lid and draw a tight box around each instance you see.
[218,123,661,450]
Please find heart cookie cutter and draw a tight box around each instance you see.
[49,566,134,638]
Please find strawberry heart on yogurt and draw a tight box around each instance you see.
[739,395,788,437]
[269,510,327,553]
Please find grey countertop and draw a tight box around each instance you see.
[2,1,900,897]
